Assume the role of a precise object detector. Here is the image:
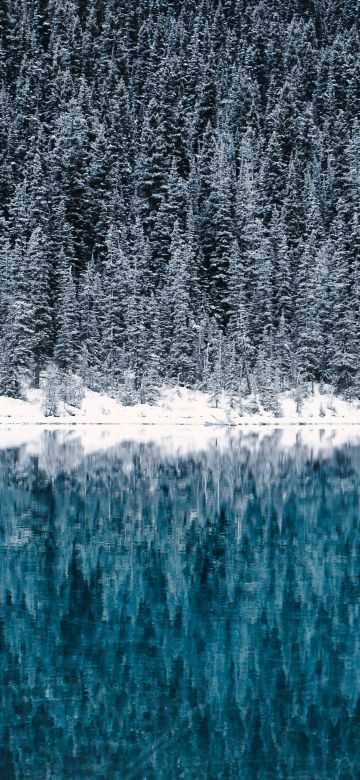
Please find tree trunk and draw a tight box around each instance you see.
[34,359,40,389]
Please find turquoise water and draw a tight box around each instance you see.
[0,432,359,779]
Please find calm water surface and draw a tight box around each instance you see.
[0,431,359,779]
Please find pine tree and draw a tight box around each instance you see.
[135,95,168,243]
[227,240,253,391]
[209,331,224,408]
[140,292,162,404]
[101,226,128,394]
[275,311,292,390]
[249,220,274,351]
[125,219,152,386]
[328,218,357,392]
[295,239,325,389]
[79,259,103,391]
[42,363,61,417]
[152,159,189,282]
[0,242,22,397]
[166,223,195,385]
[54,256,80,375]
[27,227,53,387]
[204,131,235,323]
[270,210,292,325]
[2,229,53,389]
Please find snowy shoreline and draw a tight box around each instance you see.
[1,386,360,428]
[2,386,360,458]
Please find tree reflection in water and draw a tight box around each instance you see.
[0,431,359,779]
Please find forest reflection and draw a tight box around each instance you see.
[0,431,359,779]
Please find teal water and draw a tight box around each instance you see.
[0,432,359,779]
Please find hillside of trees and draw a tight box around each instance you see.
[0,0,359,407]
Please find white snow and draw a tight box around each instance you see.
[1,384,360,427]
[2,384,360,458]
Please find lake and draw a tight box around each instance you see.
[0,429,359,779]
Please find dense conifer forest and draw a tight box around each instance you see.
[0,0,359,407]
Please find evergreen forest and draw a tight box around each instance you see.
[0,0,359,405]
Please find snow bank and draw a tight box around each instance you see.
[1,385,360,431]
[1,386,360,458]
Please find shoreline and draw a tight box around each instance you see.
[2,419,360,427]
[1,415,360,458]
[1,386,360,431]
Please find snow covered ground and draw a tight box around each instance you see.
[1,385,360,428]
[1,385,360,456]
